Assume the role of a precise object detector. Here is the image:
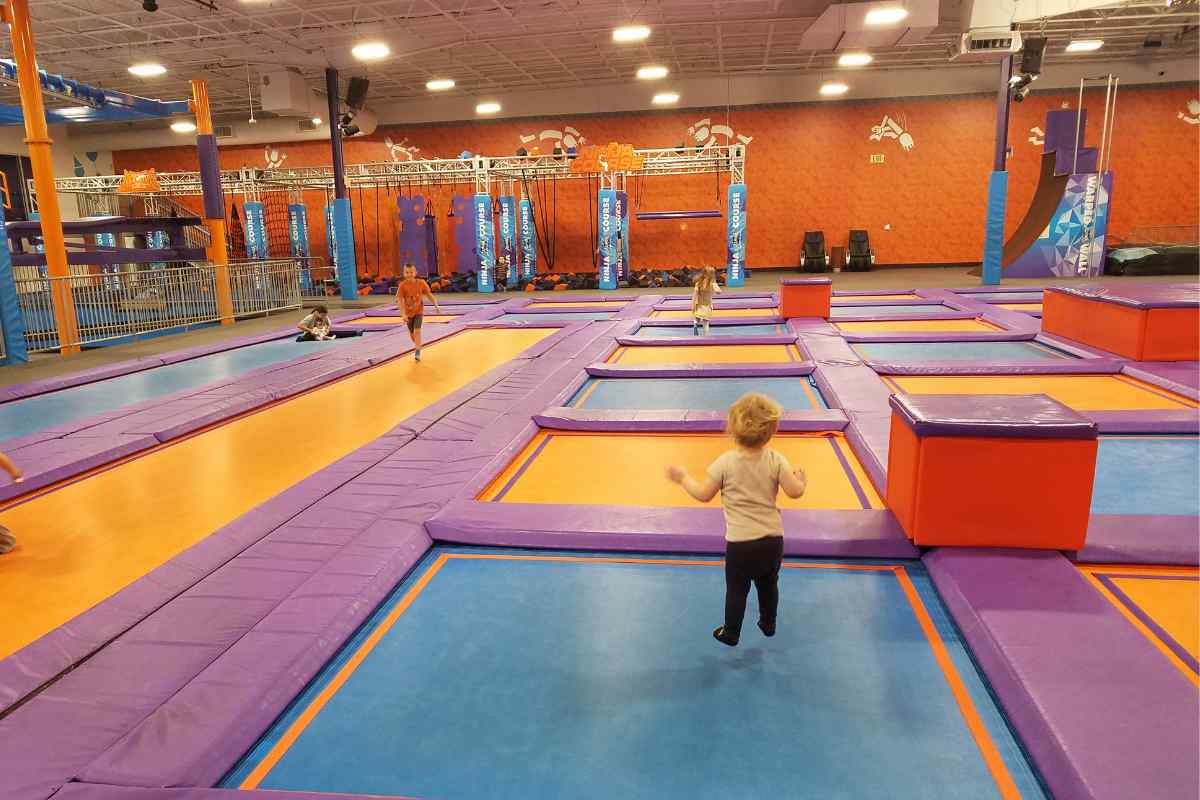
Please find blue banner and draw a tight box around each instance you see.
[518,198,537,280]
[0,203,28,364]
[597,188,619,290]
[148,229,168,269]
[474,193,495,293]
[616,190,629,281]
[980,171,1008,286]
[288,203,311,290]
[497,195,518,288]
[726,183,747,287]
[244,201,268,259]
[96,231,118,289]
[325,204,338,270]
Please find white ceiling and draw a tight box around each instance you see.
[5,0,1199,122]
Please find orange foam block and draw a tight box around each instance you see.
[885,393,1098,550]
[779,277,831,319]
[1043,286,1200,361]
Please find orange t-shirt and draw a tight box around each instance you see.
[397,278,429,317]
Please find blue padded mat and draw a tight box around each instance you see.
[223,549,1046,800]
[0,335,363,442]
[854,341,1071,362]
[570,376,826,410]
[502,312,615,322]
[1092,436,1200,516]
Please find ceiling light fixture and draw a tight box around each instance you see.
[864,6,908,26]
[819,82,849,96]
[838,52,873,67]
[170,120,197,134]
[311,117,322,125]
[652,92,679,105]
[352,41,391,61]
[476,101,501,114]
[426,78,456,91]
[613,25,651,43]
[1066,39,1103,52]
[637,65,669,80]
[128,63,166,77]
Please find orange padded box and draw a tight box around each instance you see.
[1043,285,1200,361]
[779,277,832,319]
[885,393,1098,550]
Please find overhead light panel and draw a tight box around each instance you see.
[652,92,679,105]
[352,41,390,61]
[1066,39,1103,52]
[128,63,166,77]
[819,82,849,96]
[170,120,197,134]
[311,117,322,125]
[613,25,651,43]
[426,78,456,91]
[637,65,669,80]
[838,52,873,67]
[476,101,501,114]
[864,6,908,26]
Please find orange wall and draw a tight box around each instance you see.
[113,84,1199,277]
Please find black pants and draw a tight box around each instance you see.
[724,536,784,640]
[296,330,360,342]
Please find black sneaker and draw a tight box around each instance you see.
[757,619,776,638]
[713,626,739,647]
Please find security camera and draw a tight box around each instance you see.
[142,0,158,9]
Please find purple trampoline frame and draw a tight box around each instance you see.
[2,284,1197,800]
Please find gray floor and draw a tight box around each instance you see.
[0,267,1189,389]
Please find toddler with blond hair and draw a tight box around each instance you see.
[667,393,806,646]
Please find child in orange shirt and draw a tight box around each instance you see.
[396,264,440,361]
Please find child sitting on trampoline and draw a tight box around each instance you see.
[691,265,721,335]
[0,451,23,555]
[296,305,334,341]
[666,393,807,647]
[397,263,440,361]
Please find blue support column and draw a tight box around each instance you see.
[597,187,618,290]
[332,198,358,299]
[0,204,29,364]
[981,55,1013,286]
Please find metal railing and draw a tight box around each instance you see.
[228,259,302,317]
[15,259,305,353]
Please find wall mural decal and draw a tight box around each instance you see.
[1178,99,1200,125]
[264,146,288,169]
[73,151,101,177]
[869,114,915,151]
[384,136,422,161]
[687,118,752,150]
[519,126,586,152]
[1028,126,1045,146]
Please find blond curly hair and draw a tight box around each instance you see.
[727,393,782,448]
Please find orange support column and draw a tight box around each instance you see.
[189,80,234,325]
[2,0,80,353]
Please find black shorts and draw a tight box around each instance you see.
[407,314,422,334]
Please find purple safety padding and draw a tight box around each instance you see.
[843,411,890,495]
[1122,363,1200,403]
[834,311,979,323]
[586,362,815,379]
[889,393,1096,439]
[518,295,635,306]
[614,335,797,347]
[779,277,832,286]
[653,301,778,312]
[1032,332,1124,360]
[796,333,861,366]
[1047,283,1200,310]
[811,363,893,414]
[649,314,784,326]
[532,407,849,433]
[1076,515,1200,566]
[840,331,1035,344]
[865,359,1124,376]
[924,548,1200,800]
[54,785,415,800]
[429,503,917,559]
[636,317,774,328]
[833,289,915,297]
[1084,410,1200,434]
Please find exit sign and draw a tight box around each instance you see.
[870,153,885,164]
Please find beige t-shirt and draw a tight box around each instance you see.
[706,447,792,542]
